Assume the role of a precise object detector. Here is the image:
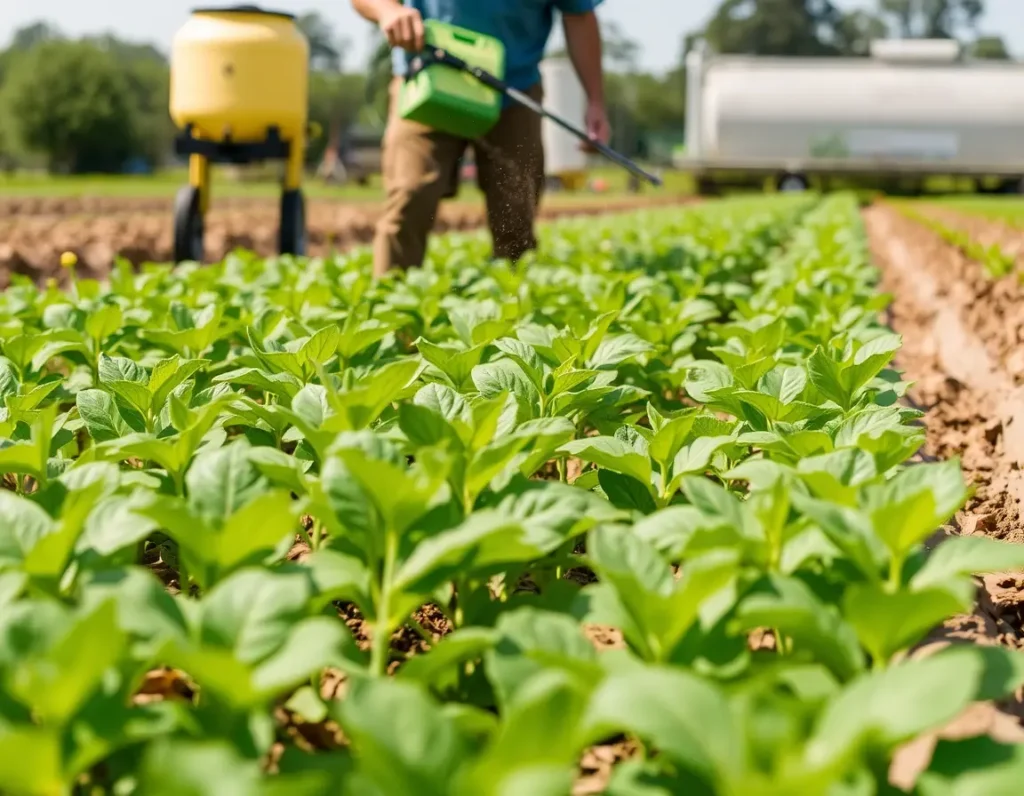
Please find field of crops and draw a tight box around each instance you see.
[6,192,1024,795]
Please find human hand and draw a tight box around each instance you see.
[379,4,425,51]
[580,99,611,152]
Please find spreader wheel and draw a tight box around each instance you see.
[173,186,204,264]
[279,189,307,256]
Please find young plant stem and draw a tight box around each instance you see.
[311,519,324,552]
[888,552,904,591]
[178,559,191,598]
[370,531,398,677]
[452,578,466,628]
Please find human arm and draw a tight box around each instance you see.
[560,5,610,145]
[351,0,425,51]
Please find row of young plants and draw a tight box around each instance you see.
[1,193,1023,795]
[891,201,1016,279]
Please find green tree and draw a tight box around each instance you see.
[306,71,367,164]
[297,12,347,72]
[3,40,140,173]
[8,21,60,51]
[969,34,1010,59]
[878,0,983,39]
[82,33,174,168]
[834,9,889,55]
[703,0,848,56]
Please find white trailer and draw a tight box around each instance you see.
[679,39,1024,194]
[539,56,589,190]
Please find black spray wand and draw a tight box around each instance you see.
[409,48,663,187]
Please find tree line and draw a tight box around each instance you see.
[0,1,1010,175]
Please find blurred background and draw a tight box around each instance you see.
[0,0,1017,195]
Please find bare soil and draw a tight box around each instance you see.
[863,204,1024,786]
[0,194,691,286]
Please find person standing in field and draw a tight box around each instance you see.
[351,0,611,278]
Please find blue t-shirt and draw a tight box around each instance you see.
[391,0,602,94]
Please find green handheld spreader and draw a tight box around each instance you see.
[398,20,662,187]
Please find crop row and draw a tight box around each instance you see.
[891,201,1016,280]
[2,194,1024,795]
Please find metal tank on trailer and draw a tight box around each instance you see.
[539,56,589,191]
[681,39,1024,194]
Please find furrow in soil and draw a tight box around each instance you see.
[864,203,1024,786]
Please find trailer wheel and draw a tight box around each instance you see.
[998,177,1024,195]
[279,189,306,256]
[696,176,719,196]
[173,186,204,264]
[777,173,809,193]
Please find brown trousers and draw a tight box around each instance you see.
[373,77,545,277]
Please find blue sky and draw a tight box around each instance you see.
[1,0,1021,74]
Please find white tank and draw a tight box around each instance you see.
[540,57,587,177]
[691,41,1024,167]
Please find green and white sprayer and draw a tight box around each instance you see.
[398,20,662,187]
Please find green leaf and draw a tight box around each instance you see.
[484,608,600,710]
[139,739,337,796]
[398,626,498,691]
[911,535,1024,591]
[249,446,313,495]
[865,460,968,558]
[580,667,738,782]
[197,567,315,664]
[78,491,162,557]
[418,339,487,390]
[843,581,971,664]
[335,678,469,796]
[399,403,457,449]
[248,328,306,379]
[414,383,472,425]
[0,491,54,568]
[251,616,365,693]
[11,598,127,723]
[0,728,63,796]
[472,358,540,421]
[186,442,268,525]
[807,645,1024,768]
[559,436,652,487]
[218,490,298,572]
[598,470,657,514]
[647,410,697,468]
[150,356,209,412]
[301,324,342,367]
[734,575,865,681]
[917,736,1024,796]
[588,333,653,369]
[99,354,146,384]
[106,379,154,418]
[807,347,849,409]
[394,511,546,597]
[587,526,738,662]
[77,389,132,442]
[214,367,303,400]
[797,449,878,505]
[458,670,587,794]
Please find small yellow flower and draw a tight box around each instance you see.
[45,278,57,291]
[60,251,78,269]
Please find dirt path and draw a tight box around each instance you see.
[863,203,1024,784]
